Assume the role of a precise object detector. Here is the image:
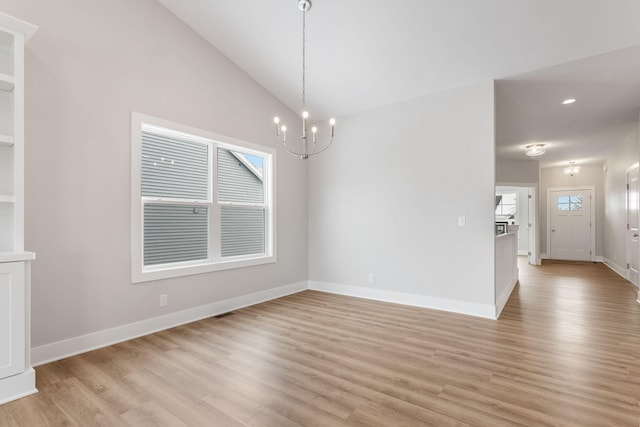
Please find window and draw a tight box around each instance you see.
[557,195,583,211]
[131,112,276,283]
[495,193,517,222]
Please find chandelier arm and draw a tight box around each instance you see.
[279,142,307,157]
[276,134,334,159]
[306,136,335,156]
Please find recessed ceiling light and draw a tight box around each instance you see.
[562,98,576,105]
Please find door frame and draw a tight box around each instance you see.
[625,163,639,285]
[546,186,596,261]
[496,182,540,265]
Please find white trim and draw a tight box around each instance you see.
[0,12,38,39]
[495,278,518,318]
[593,256,603,262]
[0,368,36,405]
[540,253,549,259]
[602,257,629,281]
[309,281,497,319]
[546,186,596,261]
[31,281,306,366]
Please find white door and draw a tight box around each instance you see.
[550,189,592,261]
[527,189,534,264]
[627,167,639,285]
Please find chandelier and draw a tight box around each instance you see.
[563,161,581,176]
[273,0,335,160]
[524,144,545,157]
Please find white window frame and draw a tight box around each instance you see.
[131,112,276,283]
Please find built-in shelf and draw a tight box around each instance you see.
[0,72,13,92]
[0,134,13,145]
[0,251,35,263]
[0,11,37,406]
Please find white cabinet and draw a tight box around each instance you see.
[0,11,37,405]
[0,256,35,404]
[0,262,25,379]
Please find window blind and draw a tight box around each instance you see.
[217,148,263,204]
[141,130,210,266]
[218,148,266,257]
[144,204,209,266]
[141,132,209,200]
[221,206,265,257]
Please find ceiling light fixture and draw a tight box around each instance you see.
[273,0,335,160]
[563,161,581,176]
[524,144,546,157]
[562,98,576,105]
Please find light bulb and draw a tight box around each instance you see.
[281,125,287,132]
[311,126,317,133]
[329,118,336,126]
[273,117,280,124]
[302,111,309,119]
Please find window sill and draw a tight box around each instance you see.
[132,254,277,283]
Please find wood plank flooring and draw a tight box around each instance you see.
[1,258,639,426]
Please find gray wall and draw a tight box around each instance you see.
[0,0,308,348]
[496,158,539,184]
[308,82,496,308]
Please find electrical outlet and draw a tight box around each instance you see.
[160,294,168,307]
[368,273,375,284]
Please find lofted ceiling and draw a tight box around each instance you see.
[157,0,640,167]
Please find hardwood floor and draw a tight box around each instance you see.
[1,258,639,426]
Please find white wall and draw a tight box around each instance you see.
[603,122,639,274]
[308,82,497,317]
[0,0,308,350]
[539,164,605,257]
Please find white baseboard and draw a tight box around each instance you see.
[517,250,528,256]
[602,257,629,281]
[593,256,603,262]
[540,253,548,259]
[309,281,496,319]
[495,278,518,319]
[0,368,37,405]
[31,282,307,366]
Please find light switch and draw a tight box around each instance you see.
[458,216,466,227]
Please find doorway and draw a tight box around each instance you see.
[496,184,539,265]
[547,187,595,261]
[626,164,639,286]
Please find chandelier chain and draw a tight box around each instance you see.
[272,0,335,160]
[301,6,306,110]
